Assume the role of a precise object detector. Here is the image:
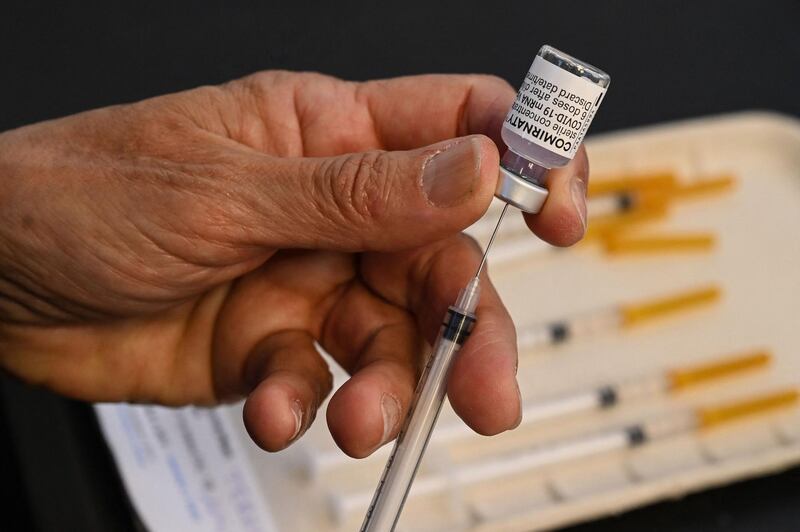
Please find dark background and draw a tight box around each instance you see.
[2,1,800,132]
[2,1,799,531]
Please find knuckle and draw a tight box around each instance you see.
[230,70,285,95]
[320,151,397,224]
[232,70,340,99]
[117,97,206,159]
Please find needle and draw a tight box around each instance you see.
[475,203,510,278]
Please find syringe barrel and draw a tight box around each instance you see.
[360,306,475,532]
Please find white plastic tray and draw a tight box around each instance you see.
[98,111,800,532]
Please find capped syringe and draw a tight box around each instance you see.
[518,285,721,351]
[433,349,771,445]
[339,388,798,520]
[478,173,735,265]
[304,350,770,479]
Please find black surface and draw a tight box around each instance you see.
[2,1,799,132]
[2,1,800,531]
[564,467,800,532]
[1,374,138,532]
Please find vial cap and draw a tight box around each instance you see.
[495,167,549,213]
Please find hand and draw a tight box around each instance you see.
[0,71,588,456]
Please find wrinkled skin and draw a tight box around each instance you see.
[0,71,588,456]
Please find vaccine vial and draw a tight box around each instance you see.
[496,45,611,212]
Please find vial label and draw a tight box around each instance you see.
[505,55,607,159]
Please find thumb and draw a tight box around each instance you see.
[253,135,498,251]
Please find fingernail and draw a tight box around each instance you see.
[570,176,588,234]
[289,399,304,442]
[421,137,481,207]
[380,393,401,445]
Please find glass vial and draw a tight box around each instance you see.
[496,45,611,212]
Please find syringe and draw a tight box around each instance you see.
[339,388,799,519]
[518,285,721,351]
[306,350,770,479]
[359,204,509,532]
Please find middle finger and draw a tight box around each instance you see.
[320,280,423,457]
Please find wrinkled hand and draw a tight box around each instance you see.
[0,72,588,456]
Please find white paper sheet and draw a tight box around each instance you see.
[95,403,279,532]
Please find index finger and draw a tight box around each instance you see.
[358,74,516,150]
[231,71,515,155]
